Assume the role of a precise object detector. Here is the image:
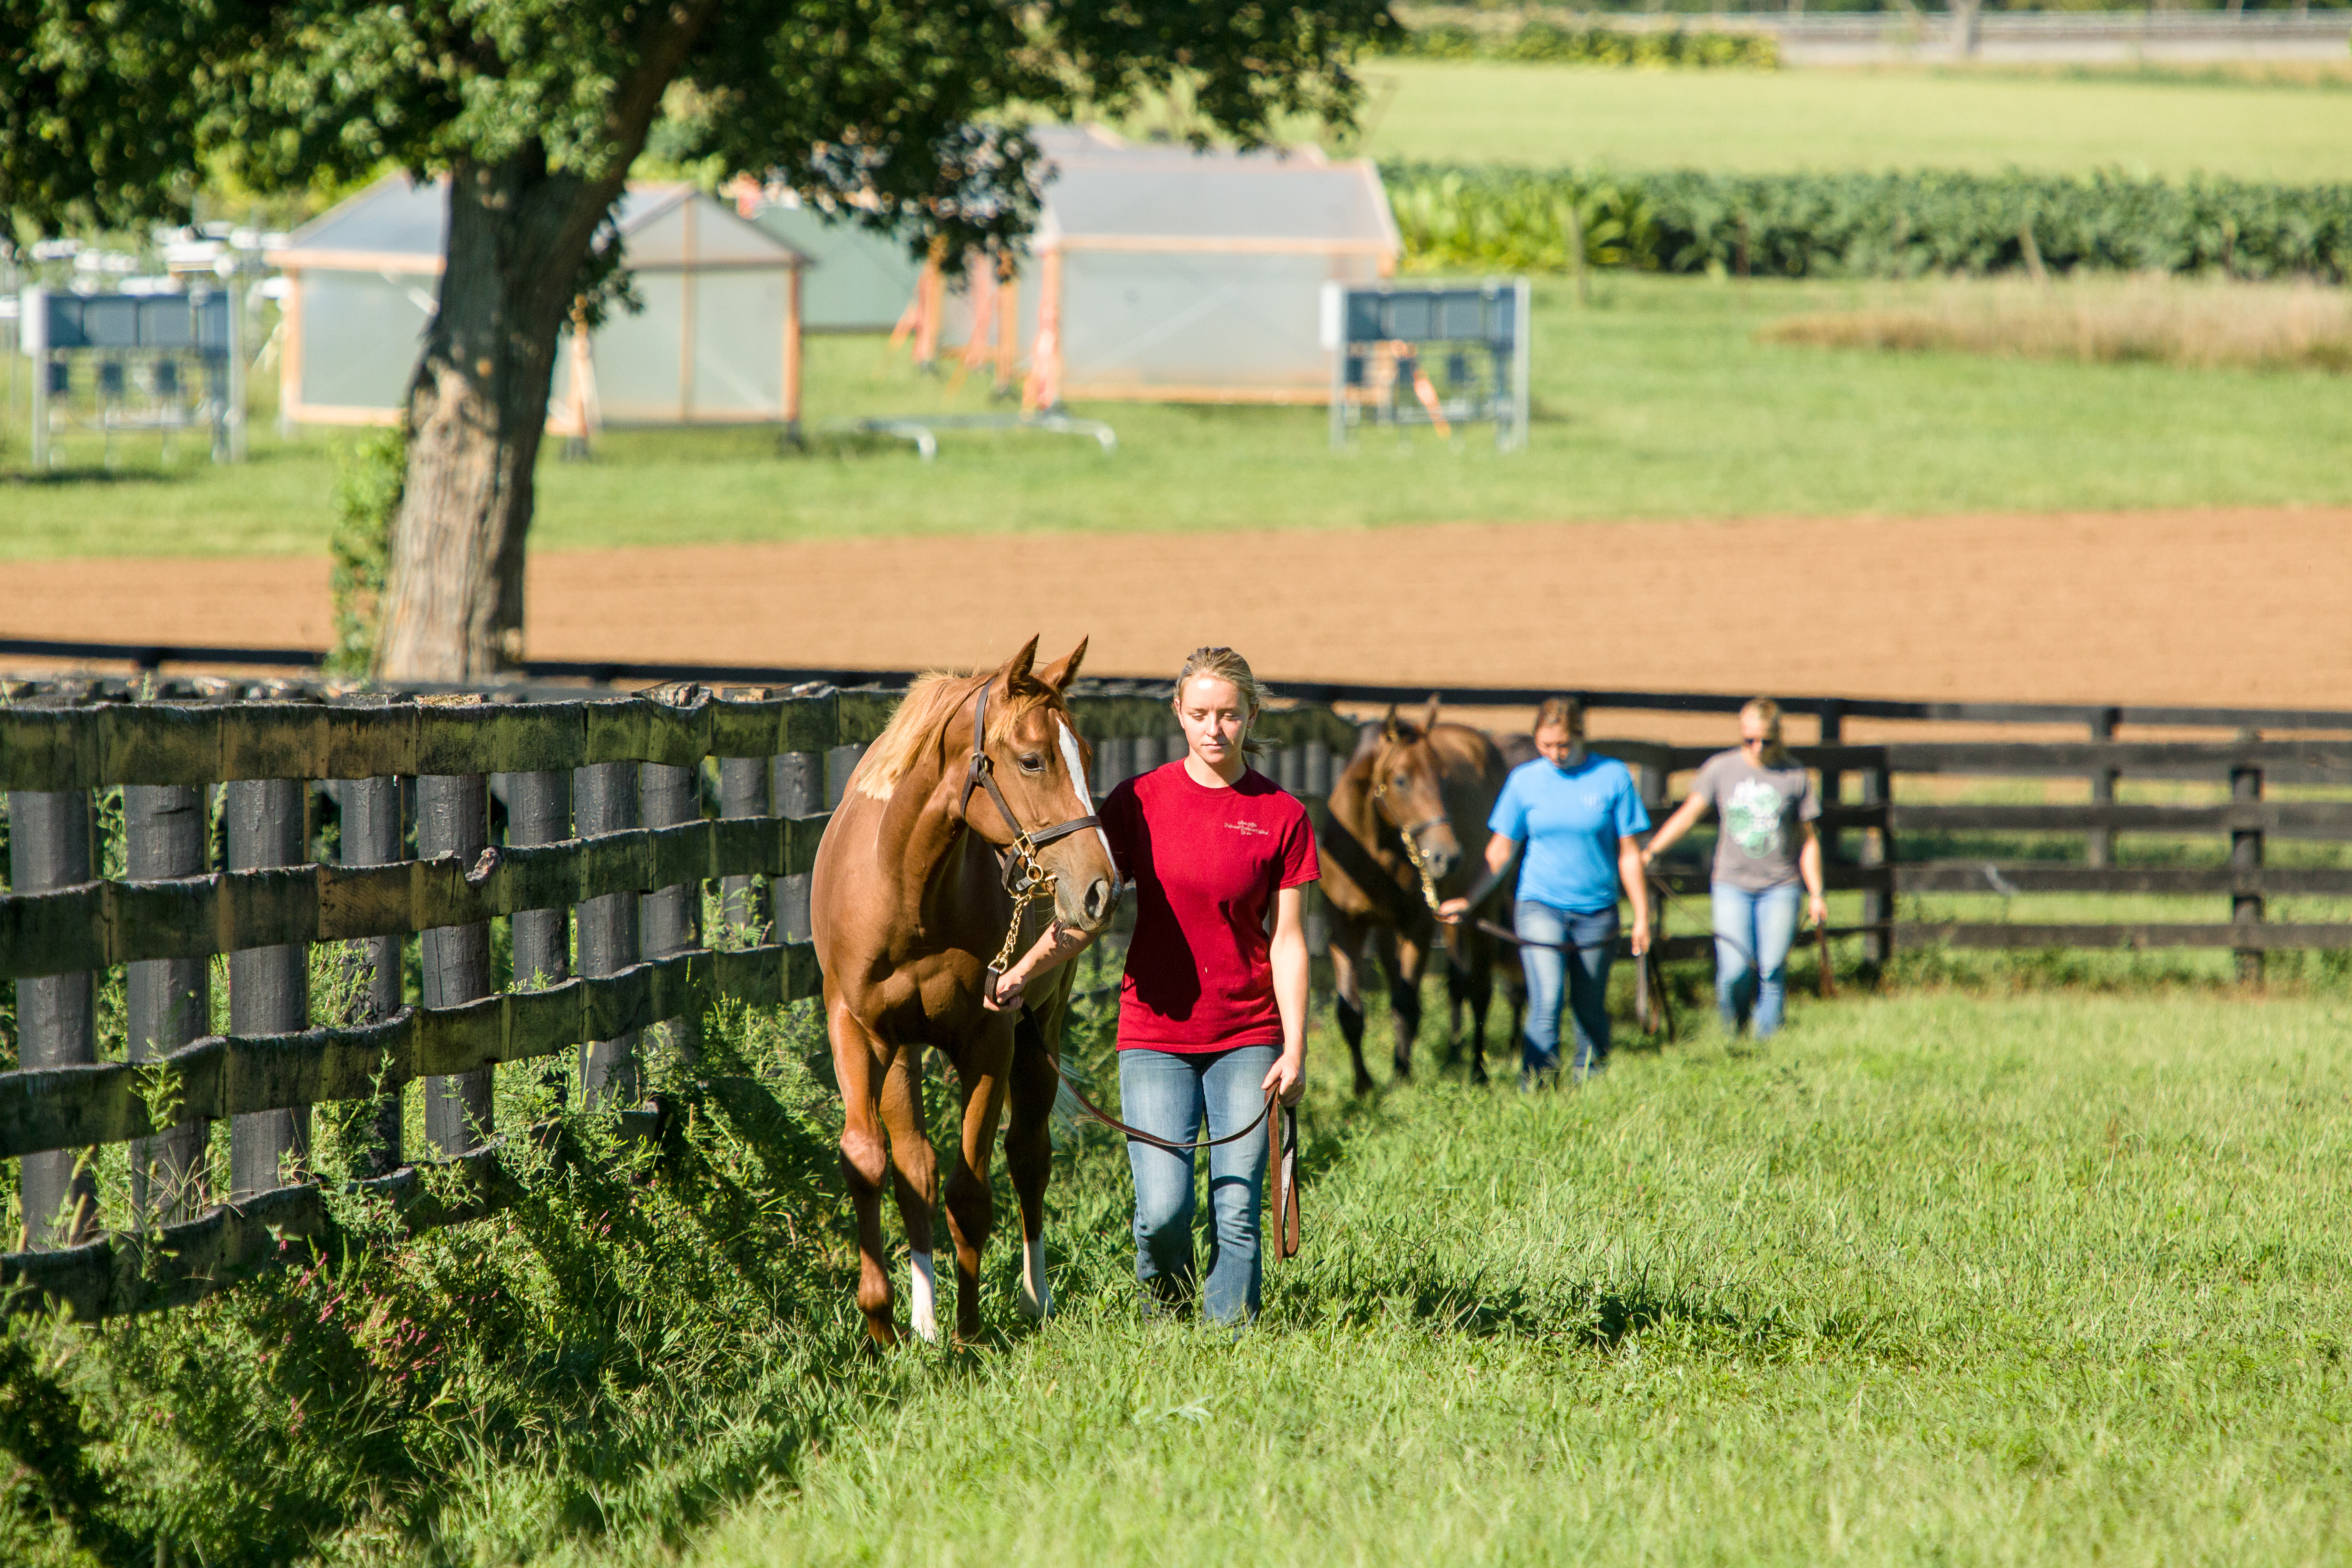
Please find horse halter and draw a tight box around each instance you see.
[961,682,1104,974]
[1368,740,1449,915]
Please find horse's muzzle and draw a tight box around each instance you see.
[1067,875,1120,933]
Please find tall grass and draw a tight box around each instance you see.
[683,989,2352,1567]
[1762,273,2352,373]
[4,978,2348,1564]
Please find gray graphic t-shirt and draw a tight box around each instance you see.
[1691,750,1821,891]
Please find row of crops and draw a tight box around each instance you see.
[1385,165,2352,281]
[1381,20,1780,67]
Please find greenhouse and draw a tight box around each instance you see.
[269,176,808,428]
[940,127,1401,405]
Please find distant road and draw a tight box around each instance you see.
[1679,11,2351,65]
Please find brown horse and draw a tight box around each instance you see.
[1318,701,1521,1091]
[809,637,1120,1346]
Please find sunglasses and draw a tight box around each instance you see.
[1741,735,1768,747]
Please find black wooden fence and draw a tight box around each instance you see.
[1598,736,2352,981]
[0,684,1354,1324]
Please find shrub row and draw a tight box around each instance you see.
[1385,165,2352,283]
[1382,20,1780,68]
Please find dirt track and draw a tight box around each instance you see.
[3,506,2345,733]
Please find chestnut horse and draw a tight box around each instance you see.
[810,638,1120,1345]
[1318,702,1521,1091]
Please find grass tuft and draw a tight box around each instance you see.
[1763,273,2352,374]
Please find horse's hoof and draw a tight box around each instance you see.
[1352,1071,1376,1098]
[864,1315,901,1349]
[1470,1064,1490,1087]
[1392,1058,1413,1082]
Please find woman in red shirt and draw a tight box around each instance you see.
[990,646,1316,1325]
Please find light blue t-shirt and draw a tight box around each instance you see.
[1489,755,1652,913]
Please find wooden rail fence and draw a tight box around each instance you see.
[0,684,1354,1323]
[4,677,2347,1326]
[1596,737,2352,981]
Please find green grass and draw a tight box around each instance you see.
[9,274,2352,562]
[9,978,2350,1565]
[675,986,2352,1567]
[1344,60,2352,180]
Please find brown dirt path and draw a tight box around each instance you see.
[2,507,2344,725]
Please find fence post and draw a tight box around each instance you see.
[718,756,770,945]
[1815,699,1845,868]
[503,770,572,990]
[771,753,819,943]
[125,784,212,1219]
[641,761,703,960]
[825,743,866,809]
[226,777,309,1197]
[336,775,405,1175]
[574,761,641,1105]
[641,759,704,1065]
[2087,707,2120,869]
[1303,736,1332,799]
[1860,758,1893,969]
[1276,743,1303,795]
[2232,740,2264,986]
[417,772,493,1156]
[11,788,98,1247]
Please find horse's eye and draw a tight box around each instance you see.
[1018,753,1045,773]
[1394,774,1410,789]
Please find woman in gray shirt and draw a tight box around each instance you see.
[1642,698,1826,1038]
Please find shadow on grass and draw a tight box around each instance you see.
[1282,1242,1905,1363]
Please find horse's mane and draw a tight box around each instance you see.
[853,668,1060,802]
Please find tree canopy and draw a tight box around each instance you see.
[3,0,1397,679]
[6,0,1395,264]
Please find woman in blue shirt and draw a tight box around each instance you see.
[1441,696,1650,1085]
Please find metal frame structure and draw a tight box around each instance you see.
[17,287,246,468]
[1323,278,1530,452]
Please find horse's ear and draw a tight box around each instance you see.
[1381,704,1401,741]
[994,635,1041,690]
[1423,694,1442,734]
[1037,637,1089,693]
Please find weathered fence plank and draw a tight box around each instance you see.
[224,777,309,1200]
[0,943,818,1161]
[574,761,641,1107]
[10,787,98,1248]
[124,783,211,1220]
[418,771,494,1155]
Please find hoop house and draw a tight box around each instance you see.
[954,127,1400,405]
[269,176,807,428]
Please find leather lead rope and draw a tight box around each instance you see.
[1056,1077,1301,1261]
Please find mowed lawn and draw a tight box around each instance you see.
[1344,60,2352,180]
[7,274,2352,560]
[669,988,2352,1567]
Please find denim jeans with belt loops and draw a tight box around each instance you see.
[1119,1043,1277,1326]
[1711,880,1804,1038]
[1513,900,1620,1082]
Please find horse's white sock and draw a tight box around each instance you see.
[909,1250,939,1343]
[1018,1235,1052,1320]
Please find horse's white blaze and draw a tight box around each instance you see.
[1056,719,1116,866]
[909,1249,939,1343]
[1018,1235,1052,1320]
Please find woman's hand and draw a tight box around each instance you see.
[1436,895,1470,924]
[980,962,1027,1012]
[1808,892,1830,930]
[1262,1047,1306,1106]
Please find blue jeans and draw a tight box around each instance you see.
[1712,882,1803,1038]
[1515,900,1619,1081]
[1119,1044,1277,1326]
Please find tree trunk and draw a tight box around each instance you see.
[375,153,622,682]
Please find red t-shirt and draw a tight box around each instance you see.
[1100,761,1319,1053]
